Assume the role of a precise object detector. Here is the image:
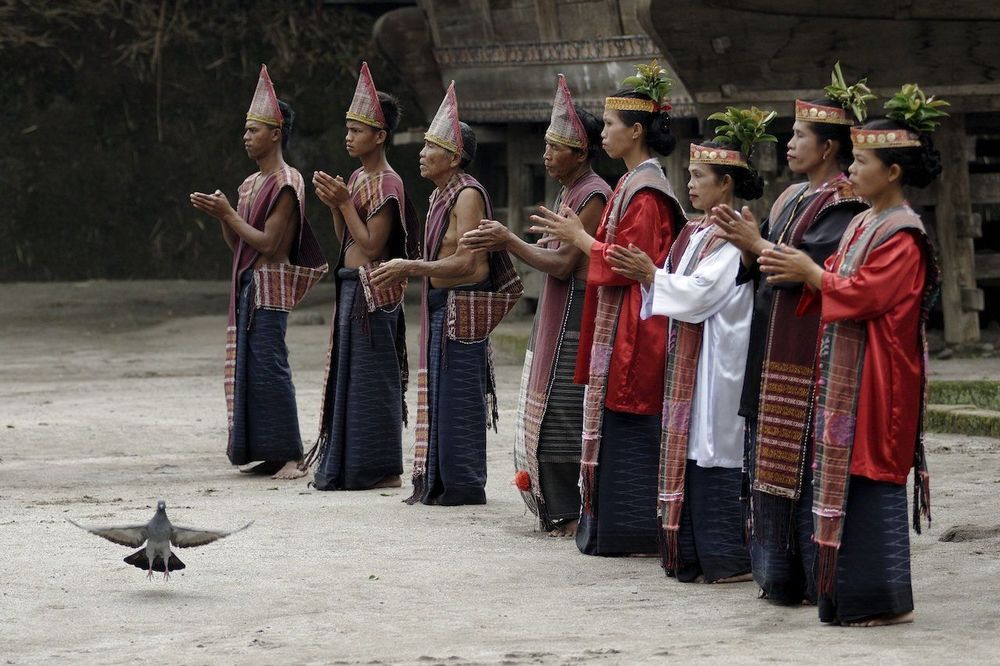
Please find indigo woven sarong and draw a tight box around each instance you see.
[576,408,660,556]
[228,269,303,466]
[674,460,751,583]
[313,268,404,490]
[818,476,914,624]
[536,278,587,523]
[748,415,819,604]
[418,284,489,506]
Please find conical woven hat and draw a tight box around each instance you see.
[346,62,385,129]
[545,74,587,149]
[246,64,282,127]
[424,81,463,156]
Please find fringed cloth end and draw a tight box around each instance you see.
[404,472,425,505]
[750,489,799,551]
[298,432,328,471]
[486,342,499,432]
[657,498,683,571]
[913,468,931,534]
[579,461,597,518]
[659,526,681,573]
[816,542,839,596]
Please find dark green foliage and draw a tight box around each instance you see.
[0,0,421,280]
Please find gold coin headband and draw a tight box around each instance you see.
[794,99,853,126]
[688,142,747,169]
[850,127,921,149]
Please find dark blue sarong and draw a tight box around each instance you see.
[228,269,303,466]
[313,268,404,490]
[748,416,819,604]
[536,278,587,524]
[674,460,751,583]
[818,476,914,624]
[419,285,489,506]
[576,408,660,556]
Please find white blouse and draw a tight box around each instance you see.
[641,225,752,468]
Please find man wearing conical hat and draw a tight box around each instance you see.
[461,75,610,537]
[190,64,327,481]
[302,62,420,491]
[371,82,523,506]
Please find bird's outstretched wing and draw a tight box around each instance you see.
[68,520,148,547]
[170,521,253,548]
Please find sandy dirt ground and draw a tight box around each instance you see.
[1,281,999,665]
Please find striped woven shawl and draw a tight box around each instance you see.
[656,219,729,569]
[514,170,611,521]
[812,204,938,593]
[579,159,683,517]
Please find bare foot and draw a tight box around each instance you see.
[372,475,402,489]
[272,461,307,480]
[547,519,579,537]
[846,611,914,627]
[239,461,284,475]
[712,572,754,584]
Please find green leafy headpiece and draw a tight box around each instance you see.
[884,84,950,133]
[823,61,877,123]
[606,60,673,113]
[704,106,777,164]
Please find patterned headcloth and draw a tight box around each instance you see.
[425,81,464,157]
[246,64,283,127]
[346,61,385,129]
[545,74,587,150]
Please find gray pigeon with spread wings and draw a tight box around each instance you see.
[69,500,252,580]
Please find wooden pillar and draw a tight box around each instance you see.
[934,113,981,344]
[506,123,542,303]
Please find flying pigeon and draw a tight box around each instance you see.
[69,500,252,580]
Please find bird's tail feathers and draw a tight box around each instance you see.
[123,549,186,572]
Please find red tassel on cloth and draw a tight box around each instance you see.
[514,470,531,491]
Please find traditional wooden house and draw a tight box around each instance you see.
[370,1,999,341]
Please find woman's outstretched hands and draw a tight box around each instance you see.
[607,243,656,287]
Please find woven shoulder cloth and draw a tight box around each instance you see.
[657,220,730,569]
[579,159,686,517]
[442,177,523,343]
[753,176,864,502]
[812,203,939,594]
[250,167,329,311]
[345,168,420,313]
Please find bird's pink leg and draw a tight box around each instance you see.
[163,568,170,582]
[147,565,154,580]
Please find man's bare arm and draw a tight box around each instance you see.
[221,189,296,256]
[370,188,487,286]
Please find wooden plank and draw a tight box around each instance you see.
[644,2,1000,115]
[975,252,1000,281]
[934,113,981,343]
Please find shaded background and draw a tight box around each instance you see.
[0,0,429,281]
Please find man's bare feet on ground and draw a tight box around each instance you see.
[272,461,307,480]
[845,611,914,627]
[239,461,284,475]
[712,572,754,584]
[372,475,403,489]
[547,519,579,537]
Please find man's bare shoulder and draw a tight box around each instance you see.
[453,186,486,217]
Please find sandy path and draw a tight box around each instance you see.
[1,281,998,665]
